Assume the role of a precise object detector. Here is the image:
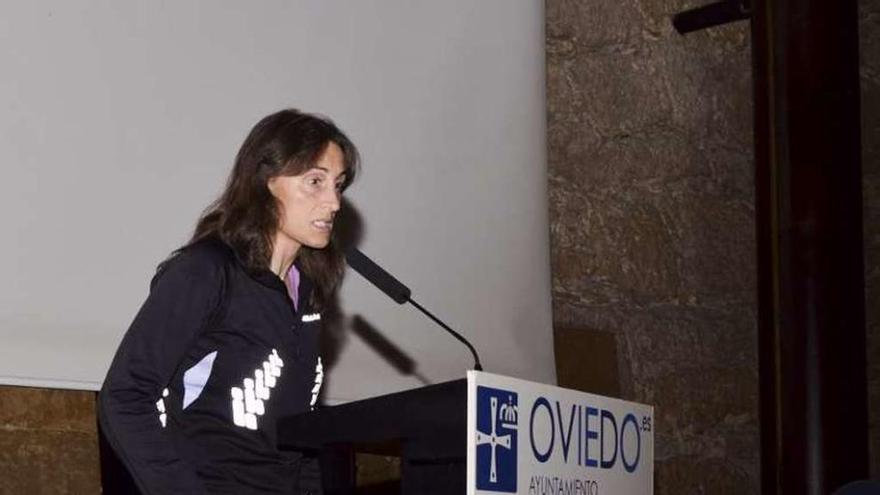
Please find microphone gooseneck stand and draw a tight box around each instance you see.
[405,297,483,371]
[344,247,484,372]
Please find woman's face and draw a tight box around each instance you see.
[268,142,346,253]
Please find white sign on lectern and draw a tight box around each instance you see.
[466,372,654,495]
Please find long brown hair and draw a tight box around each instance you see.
[190,109,360,310]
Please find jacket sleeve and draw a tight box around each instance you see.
[98,249,225,495]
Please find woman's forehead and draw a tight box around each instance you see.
[310,143,347,176]
[282,142,348,177]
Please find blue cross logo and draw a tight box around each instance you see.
[476,386,518,492]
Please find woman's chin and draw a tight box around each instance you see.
[304,237,332,250]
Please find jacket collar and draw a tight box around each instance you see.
[206,236,312,300]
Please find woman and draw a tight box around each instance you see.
[99,109,359,494]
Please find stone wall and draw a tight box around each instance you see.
[0,386,99,494]
[547,0,879,492]
[546,0,758,491]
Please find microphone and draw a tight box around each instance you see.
[343,247,411,304]
[344,247,484,371]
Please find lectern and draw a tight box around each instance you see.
[278,379,467,494]
[278,372,654,495]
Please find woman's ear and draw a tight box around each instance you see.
[266,176,279,197]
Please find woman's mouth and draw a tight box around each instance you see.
[312,220,333,231]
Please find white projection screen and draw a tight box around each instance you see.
[0,1,554,403]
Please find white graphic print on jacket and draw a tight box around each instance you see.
[302,312,321,323]
[231,349,284,430]
[310,357,323,410]
[227,349,325,430]
[155,388,169,427]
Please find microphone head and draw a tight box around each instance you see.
[345,247,411,304]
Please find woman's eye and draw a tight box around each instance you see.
[307,176,322,186]
[335,181,345,191]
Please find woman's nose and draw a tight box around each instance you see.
[325,186,341,212]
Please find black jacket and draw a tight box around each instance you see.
[99,237,324,494]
